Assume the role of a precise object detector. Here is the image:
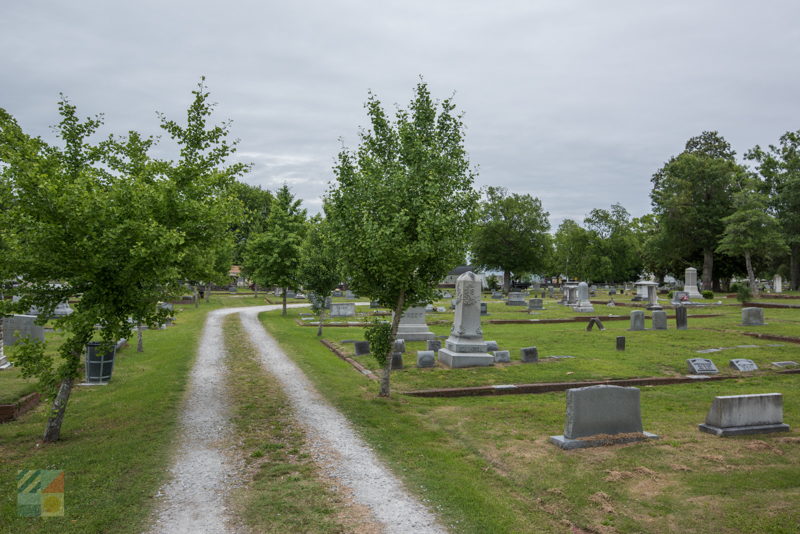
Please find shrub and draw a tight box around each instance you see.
[735,285,751,303]
[702,290,714,300]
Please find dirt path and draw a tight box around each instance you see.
[146,304,445,534]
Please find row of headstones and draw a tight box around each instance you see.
[352,338,541,367]
[686,357,798,373]
[627,307,767,331]
[550,384,790,449]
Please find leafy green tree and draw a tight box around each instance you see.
[471,186,551,292]
[746,130,800,290]
[551,219,592,280]
[244,184,306,315]
[229,181,273,264]
[326,81,479,397]
[650,131,746,291]
[583,204,642,283]
[298,215,341,336]
[717,189,787,297]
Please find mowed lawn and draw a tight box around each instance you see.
[261,292,800,534]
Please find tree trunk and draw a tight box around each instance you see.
[194,286,199,309]
[282,287,287,316]
[379,290,406,397]
[254,285,258,298]
[791,244,799,291]
[137,323,144,352]
[0,315,4,362]
[43,376,75,443]
[316,307,325,337]
[503,270,511,293]
[745,251,758,297]
[702,248,714,291]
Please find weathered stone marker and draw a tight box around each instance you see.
[616,336,626,351]
[741,307,765,326]
[480,302,488,315]
[416,351,436,368]
[330,302,356,318]
[520,346,538,363]
[485,340,499,352]
[729,358,758,372]
[426,339,441,352]
[651,310,668,330]
[395,306,435,341]
[354,341,371,356]
[506,292,526,306]
[493,350,511,363]
[393,339,406,353]
[390,352,404,370]
[573,282,595,312]
[687,357,719,374]
[3,315,45,347]
[683,266,703,299]
[549,385,659,449]
[586,317,605,331]
[774,274,783,293]
[528,298,544,311]
[629,310,645,331]
[438,271,493,368]
[699,393,790,436]
[675,306,688,330]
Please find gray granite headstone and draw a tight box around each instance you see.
[426,339,442,352]
[354,341,370,356]
[416,350,436,368]
[629,310,645,331]
[390,352,403,370]
[491,291,503,299]
[520,346,538,363]
[550,385,658,449]
[729,359,758,372]
[438,271,493,368]
[393,339,406,353]
[651,310,667,330]
[480,302,488,315]
[395,306,435,341]
[528,298,544,310]
[493,350,510,363]
[586,317,605,331]
[687,357,719,374]
[330,302,356,318]
[485,340,499,352]
[699,393,789,436]
[741,307,765,326]
[675,306,688,330]
[572,282,594,312]
[616,336,625,351]
[772,361,799,368]
[506,292,526,306]
[3,315,45,347]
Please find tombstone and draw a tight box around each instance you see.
[629,310,645,331]
[330,302,356,318]
[671,291,691,305]
[491,291,503,299]
[520,346,538,363]
[480,302,488,316]
[642,282,662,310]
[774,274,783,293]
[565,284,579,306]
[741,307,765,326]
[616,336,626,351]
[436,306,446,313]
[729,359,758,372]
[506,292,526,306]
[395,306,435,341]
[632,281,649,302]
[485,340,499,352]
[3,315,45,347]
[324,296,333,310]
[425,304,434,312]
[687,357,719,374]
[393,339,406,353]
[675,306,688,330]
[771,361,799,368]
[651,310,668,330]
[426,339,442,352]
[416,351,436,368]
[442,291,453,299]
[609,288,617,295]
[699,393,790,436]
[683,267,704,299]
[285,290,297,299]
[607,300,616,307]
[344,290,355,299]
[586,317,605,331]
[438,272,493,368]
[572,282,594,312]
[548,287,555,299]
[390,352,404,370]
[332,290,343,297]
[354,341,371,356]
[549,385,659,449]
[528,298,544,311]
[228,285,238,294]
[493,350,511,363]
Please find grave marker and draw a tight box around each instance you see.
[699,393,790,436]
[729,359,758,372]
[687,357,719,374]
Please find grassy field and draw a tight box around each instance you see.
[0,294,268,533]
[260,291,800,534]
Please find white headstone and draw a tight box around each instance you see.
[572,282,594,312]
[438,271,493,368]
[394,306,435,341]
[330,302,356,318]
[774,274,783,293]
[683,267,703,299]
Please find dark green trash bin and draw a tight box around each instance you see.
[85,342,116,383]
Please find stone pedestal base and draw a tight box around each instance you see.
[573,305,595,313]
[438,349,494,368]
[549,432,659,450]
[698,423,789,437]
[395,328,435,341]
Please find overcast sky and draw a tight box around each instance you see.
[3,1,799,228]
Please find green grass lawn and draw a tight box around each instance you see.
[0,294,265,533]
[260,299,800,534]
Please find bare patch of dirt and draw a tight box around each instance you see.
[589,492,615,514]
[746,439,784,455]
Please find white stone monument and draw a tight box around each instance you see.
[394,306,435,341]
[683,267,703,299]
[632,281,649,302]
[572,282,595,312]
[774,274,783,293]
[438,271,493,368]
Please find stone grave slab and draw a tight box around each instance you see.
[699,393,790,436]
[330,302,356,318]
[416,351,435,368]
[687,358,719,374]
[729,359,758,372]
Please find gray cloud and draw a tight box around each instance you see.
[2,1,799,228]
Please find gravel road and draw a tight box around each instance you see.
[146,304,446,534]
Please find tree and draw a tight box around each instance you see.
[298,215,340,336]
[583,204,642,283]
[243,184,306,315]
[471,186,551,292]
[325,81,479,397]
[746,130,800,290]
[716,189,787,297]
[650,131,746,291]
[551,219,592,281]
[229,181,273,264]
